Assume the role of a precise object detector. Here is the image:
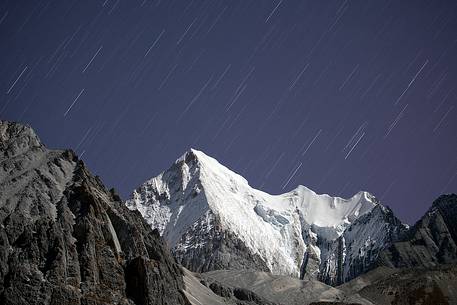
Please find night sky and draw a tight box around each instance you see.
[1,0,457,224]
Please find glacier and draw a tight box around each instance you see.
[126,149,406,284]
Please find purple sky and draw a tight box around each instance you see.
[1,0,456,224]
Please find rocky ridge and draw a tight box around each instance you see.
[379,193,457,269]
[0,121,190,305]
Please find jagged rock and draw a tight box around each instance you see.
[0,121,190,305]
[208,281,233,298]
[379,194,457,269]
[317,205,408,285]
[173,211,270,273]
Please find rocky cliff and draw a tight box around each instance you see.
[379,194,457,269]
[0,121,190,305]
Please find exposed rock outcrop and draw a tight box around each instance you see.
[0,121,190,305]
[173,211,271,274]
[379,194,457,269]
[316,205,407,285]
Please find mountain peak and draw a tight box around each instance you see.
[431,193,457,210]
[126,149,394,281]
[0,120,42,156]
[174,148,218,173]
[173,148,250,188]
[175,147,201,164]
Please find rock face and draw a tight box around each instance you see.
[126,149,407,285]
[0,121,190,305]
[379,194,457,269]
[173,211,271,274]
[317,204,407,285]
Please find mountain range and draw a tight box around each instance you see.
[126,149,407,285]
[1,120,456,305]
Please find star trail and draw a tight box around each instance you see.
[1,0,456,224]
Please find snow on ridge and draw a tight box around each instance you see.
[127,148,379,277]
[181,148,376,227]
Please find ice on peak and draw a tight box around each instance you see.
[127,149,384,278]
[176,149,376,218]
[133,148,378,238]
[281,185,376,229]
[174,148,250,187]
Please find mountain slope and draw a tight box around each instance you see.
[199,269,374,305]
[0,121,190,305]
[127,149,406,284]
[338,194,457,305]
[379,194,457,269]
[338,264,457,305]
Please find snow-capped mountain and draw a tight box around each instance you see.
[126,149,407,285]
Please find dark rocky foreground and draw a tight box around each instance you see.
[0,121,190,305]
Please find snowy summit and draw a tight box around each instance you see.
[126,149,406,285]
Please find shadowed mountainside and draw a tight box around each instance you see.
[0,121,190,305]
